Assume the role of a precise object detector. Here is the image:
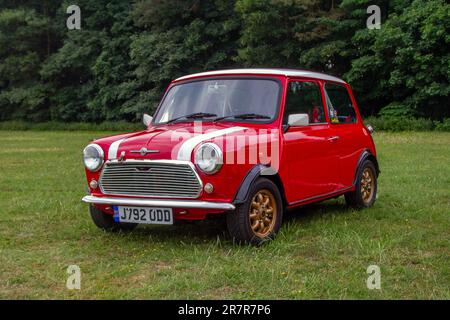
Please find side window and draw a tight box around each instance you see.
[324,83,357,124]
[283,81,325,124]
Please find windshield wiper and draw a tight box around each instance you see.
[165,112,217,124]
[213,113,271,122]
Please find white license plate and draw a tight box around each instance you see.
[113,206,173,225]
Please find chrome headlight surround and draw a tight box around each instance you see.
[194,143,223,174]
[83,144,104,172]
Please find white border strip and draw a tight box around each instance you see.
[177,127,247,161]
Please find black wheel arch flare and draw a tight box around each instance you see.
[353,149,380,186]
[233,164,287,207]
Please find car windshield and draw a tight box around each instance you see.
[153,78,280,124]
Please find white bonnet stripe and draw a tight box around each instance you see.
[108,138,126,160]
[177,127,247,161]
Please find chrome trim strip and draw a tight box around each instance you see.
[130,147,160,156]
[177,126,247,161]
[288,186,353,207]
[82,195,235,210]
[99,159,204,199]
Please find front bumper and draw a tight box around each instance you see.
[82,195,236,211]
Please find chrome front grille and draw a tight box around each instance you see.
[99,161,202,199]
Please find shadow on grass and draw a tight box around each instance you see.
[284,198,350,223]
[111,198,352,246]
[110,217,228,246]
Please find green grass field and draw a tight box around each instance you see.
[0,131,449,299]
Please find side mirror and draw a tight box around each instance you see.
[366,124,375,134]
[288,113,309,127]
[143,113,153,127]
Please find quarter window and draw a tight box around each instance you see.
[324,83,357,124]
[283,81,325,124]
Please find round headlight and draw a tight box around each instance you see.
[83,144,104,172]
[194,143,223,174]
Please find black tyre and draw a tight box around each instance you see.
[226,178,283,245]
[89,205,137,232]
[345,160,377,208]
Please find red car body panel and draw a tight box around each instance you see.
[83,70,377,221]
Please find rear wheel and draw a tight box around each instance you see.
[345,160,377,208]
[89,205,137,232]
[227,178,283,245]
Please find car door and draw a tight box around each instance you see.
[281,79,340,203]
[323,82,363,188]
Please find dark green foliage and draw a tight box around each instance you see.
[0,0,448,125]
[345,0,450,119]
[130,0,240,116]
[0,2,60,121]
[435,119,450,132]
[0,120,142,131]
[364,116,450,132]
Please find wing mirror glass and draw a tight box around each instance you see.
[288,113,309,126]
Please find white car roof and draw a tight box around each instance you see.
[175,68,346,84]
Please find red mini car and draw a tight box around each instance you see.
[82,69,379,244]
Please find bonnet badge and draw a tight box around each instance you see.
[131,147,160,156]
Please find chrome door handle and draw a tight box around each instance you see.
[328,136,340,142]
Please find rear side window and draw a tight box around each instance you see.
[283,81,326,124]
[324,83,357,124]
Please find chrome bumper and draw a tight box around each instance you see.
[82,195,235,211]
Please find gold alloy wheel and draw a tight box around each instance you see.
[249,189,277,238]
[360,167,375,204]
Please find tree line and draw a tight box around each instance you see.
[0,0,448,123]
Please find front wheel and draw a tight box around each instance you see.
[345,160,378,208]
[227,178,283,245]
[89,205,137,232]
